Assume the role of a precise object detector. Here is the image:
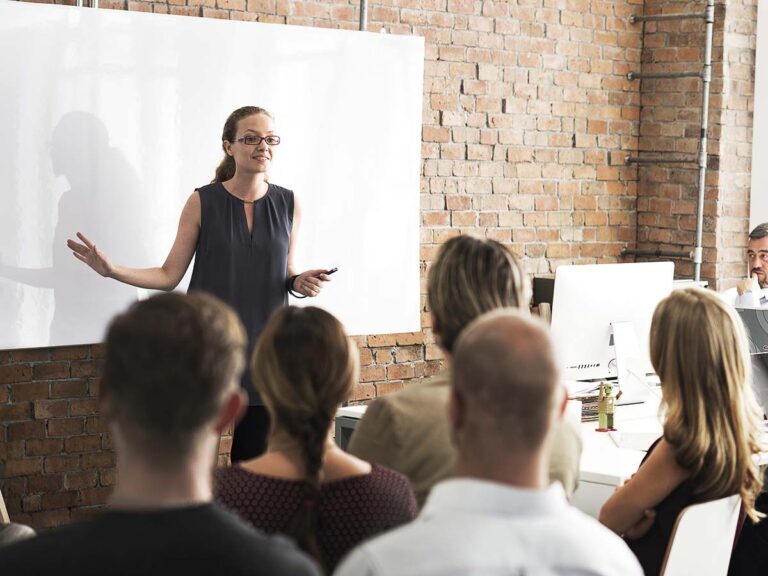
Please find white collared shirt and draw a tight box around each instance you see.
[721,287,768,308]
[334,479,642,576]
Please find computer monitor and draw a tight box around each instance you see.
[550,262,674,388]
[736,308,768,414]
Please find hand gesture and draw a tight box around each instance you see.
[737,273,761,296]
[291,269,332,298]
[66,232,114,278]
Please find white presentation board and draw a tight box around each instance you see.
[0,1,423,349]
[751,0,768,229]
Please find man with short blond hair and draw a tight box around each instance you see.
[348,235,581,506]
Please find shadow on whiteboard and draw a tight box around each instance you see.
[0,112,148,348]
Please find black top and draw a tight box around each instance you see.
[215,464,418,572]
[626,438,709,575]
[0,503,319,576]
[188,182,293,405]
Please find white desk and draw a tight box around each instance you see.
[335,391,666,519]
[570,390,664,518]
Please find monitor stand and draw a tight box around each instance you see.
[611,320,652,406]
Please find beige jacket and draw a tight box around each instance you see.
[347,369,583,508]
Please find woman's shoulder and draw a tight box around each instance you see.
[326,464,415,502]
[214,465,305,499]
[338,464,417,518]
[268,183,293,196]
[196,182,224,196]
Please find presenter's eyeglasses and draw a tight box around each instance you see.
[232,135,281,146]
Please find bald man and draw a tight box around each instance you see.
[735,223,768,308]
[336,310,641,576]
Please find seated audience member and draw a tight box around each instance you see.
[335,310,642,576]
[215,306,416,573]
[0,293,319,576]
[600,288,765,576]
[724,222,768,308]
[348,235,582,506]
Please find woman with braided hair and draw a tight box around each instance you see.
[214,306,416,572]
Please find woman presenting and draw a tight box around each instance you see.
[67,106,331,461]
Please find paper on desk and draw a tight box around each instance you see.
[563,379,600,397]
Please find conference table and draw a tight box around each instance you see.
[335,386,666,519]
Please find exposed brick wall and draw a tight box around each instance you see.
[0,346,112,528]
[635,0,758,288]
[715,0,758,289]
[0,0,757,530]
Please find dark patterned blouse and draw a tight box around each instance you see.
[214,464,417,571]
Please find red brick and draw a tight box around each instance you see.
[70,360,102,378]
[0,440,24,460]
[33,363,70,381]
[11,382,49,401]
[34,400,69,419]
[45,455,82,474]
[50,380,88,398]
[4,458,43,478]
[395,346,423,363]
[0,365,33,385]
[79,486,112,506]
[0,402,33,422]
[100,468,117,487]
[51,346,89,361]
[82,453,116,470]
[47,418,85,437]
[25,439,64,457]
[65,435,102,453]
[7,421,46,441]
[11,349,49,363]
[41,490,79,510]
[70,399,99,416]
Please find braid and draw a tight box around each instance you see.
[283,411,331,569]
[251,306,358,570]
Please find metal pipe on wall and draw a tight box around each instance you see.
[359,0,367,32]
[693,0,715,282]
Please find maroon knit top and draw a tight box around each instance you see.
[214,464,417,571]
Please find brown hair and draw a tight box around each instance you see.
[101,293,246,468]
[212,106,274,184]
[252,306,358,567]
[749,223,768,241]
[453,309,559,453]
[427,235,530,354]
[651,288,765,522]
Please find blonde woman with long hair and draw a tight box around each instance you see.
[215,306,416,573]
[600,287,765,575]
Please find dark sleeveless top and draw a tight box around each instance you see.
[188,182,293,405]
[626,437,740,576]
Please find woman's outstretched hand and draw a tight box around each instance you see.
[67,232,114,278]
[291,269,331,298]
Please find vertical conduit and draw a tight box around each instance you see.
[359,0,368,32]
[693,0,715,282]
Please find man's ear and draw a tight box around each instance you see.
[214,388,247,435]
